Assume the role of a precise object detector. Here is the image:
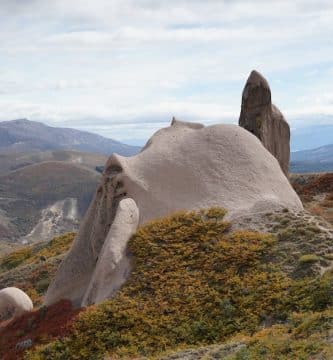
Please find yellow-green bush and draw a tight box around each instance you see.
[0,246,33,270]
[227,310,333,359]
[27,209,288,359]
[299,254,320,264]
[27,209,333,359]
[32,232,76,261]
[0,233,76,306]
[0,233,75,273]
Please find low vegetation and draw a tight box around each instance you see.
[17,207,333,359]
[0,233,75,272]
[0,300,81,360]
[0,233,75,305]
[161,310,333,359]
[291,173,333,226]
[299,254,320,264]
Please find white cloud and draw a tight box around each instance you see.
[0,0,333,144]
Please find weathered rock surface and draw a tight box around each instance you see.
[239,70,290,175]
[0,287,33,321]
[81,198,139,306]
[45,120,303,307]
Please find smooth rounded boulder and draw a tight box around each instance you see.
[0,287,33,321]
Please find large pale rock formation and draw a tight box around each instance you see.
[82,198,139,306]
[45,120,303,307]
[0,287,33,321]
[239,70,290,175]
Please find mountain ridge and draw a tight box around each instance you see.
[291,143,333,173]
[291,123,333,151]
[0,119,140,156]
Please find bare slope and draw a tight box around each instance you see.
[0,162,100,242]
[0,150,108,176]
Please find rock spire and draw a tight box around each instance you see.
[239,70,290,175]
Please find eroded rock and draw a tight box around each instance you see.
[45,120,302,307]
[239,70,290,175]
[81,198,139,306]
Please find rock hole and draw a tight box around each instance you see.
[105,164,122,177]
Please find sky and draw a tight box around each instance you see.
[0,0,333,145]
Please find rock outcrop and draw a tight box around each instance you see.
[81,198,139,306]
[0,287,33,321]
[45,120,303,307]
[239,70,290,175]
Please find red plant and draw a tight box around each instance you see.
[0,300,82,360]
[298,174,333,196]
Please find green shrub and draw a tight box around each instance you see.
[299,254,320,264]
[0,247,33,271]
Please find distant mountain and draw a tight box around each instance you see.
[290,144,333,173]
[0,161,101,243]
[0,150,108,176]
[0,118,133,245]
[291,124,333,151]
[0,119,140,156]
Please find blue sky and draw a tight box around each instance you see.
[0,0,333,144]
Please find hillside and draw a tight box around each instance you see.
[291,173,333,226]
[0,162,100,243]
[0,150,108,176]
[0,118,139,244]
[0,118,139,245]
[290,144,333,173]
[0,119,140,156]
[0,233,75,307]
[0,203,332,359]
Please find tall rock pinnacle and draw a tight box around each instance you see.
[239,70,290,175]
